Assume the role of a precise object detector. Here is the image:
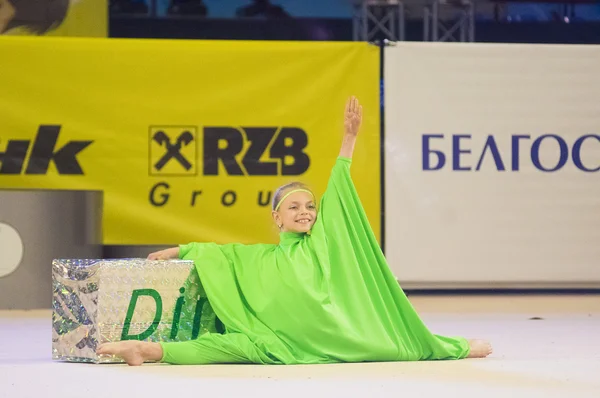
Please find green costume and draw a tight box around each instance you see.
[160,156,469,364]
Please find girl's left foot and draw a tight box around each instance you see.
[97,341,148,366]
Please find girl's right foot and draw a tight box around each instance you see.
[467,339,493,358]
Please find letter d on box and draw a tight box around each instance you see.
[51,258,219,363]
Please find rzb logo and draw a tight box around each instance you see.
[150,128,197,175]
[149,126,310,176]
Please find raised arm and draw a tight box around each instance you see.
[338,96,363,159]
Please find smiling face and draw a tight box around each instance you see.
[272,187,317,234]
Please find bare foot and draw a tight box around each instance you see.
[467,339,493,358]
[97,341,157,366]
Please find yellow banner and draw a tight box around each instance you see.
[1,0,106,37]
[0,36,381,245]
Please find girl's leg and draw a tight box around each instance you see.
[97,332,275,366]
[160,332,260,365]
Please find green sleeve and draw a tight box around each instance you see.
[321,156,367,221]
[313,156,470,361]
[313,156,380,252]
[178,242,195,259]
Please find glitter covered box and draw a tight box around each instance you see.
[52,258,222,364]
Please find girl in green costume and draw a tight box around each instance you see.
[97,96,492,366]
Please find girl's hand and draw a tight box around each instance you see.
[147,247,179,260]
[344,96,362,137]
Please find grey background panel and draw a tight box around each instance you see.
[0,190,103,310]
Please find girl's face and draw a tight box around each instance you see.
[0,0,15,34]
[272,190,317,234]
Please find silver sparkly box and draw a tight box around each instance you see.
[52,258,222,363]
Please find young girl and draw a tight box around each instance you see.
[97,96,492,366]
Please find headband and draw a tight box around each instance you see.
[274,189,314,211]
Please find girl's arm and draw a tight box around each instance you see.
[147,247,180,260]
[338,96,362,159]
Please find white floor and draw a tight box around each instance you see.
[1,295,599,398]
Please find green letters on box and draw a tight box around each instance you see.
[52,258,220,363]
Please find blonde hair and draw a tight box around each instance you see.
[272,182,312,211]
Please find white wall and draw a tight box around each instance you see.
[384,43,600,289]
